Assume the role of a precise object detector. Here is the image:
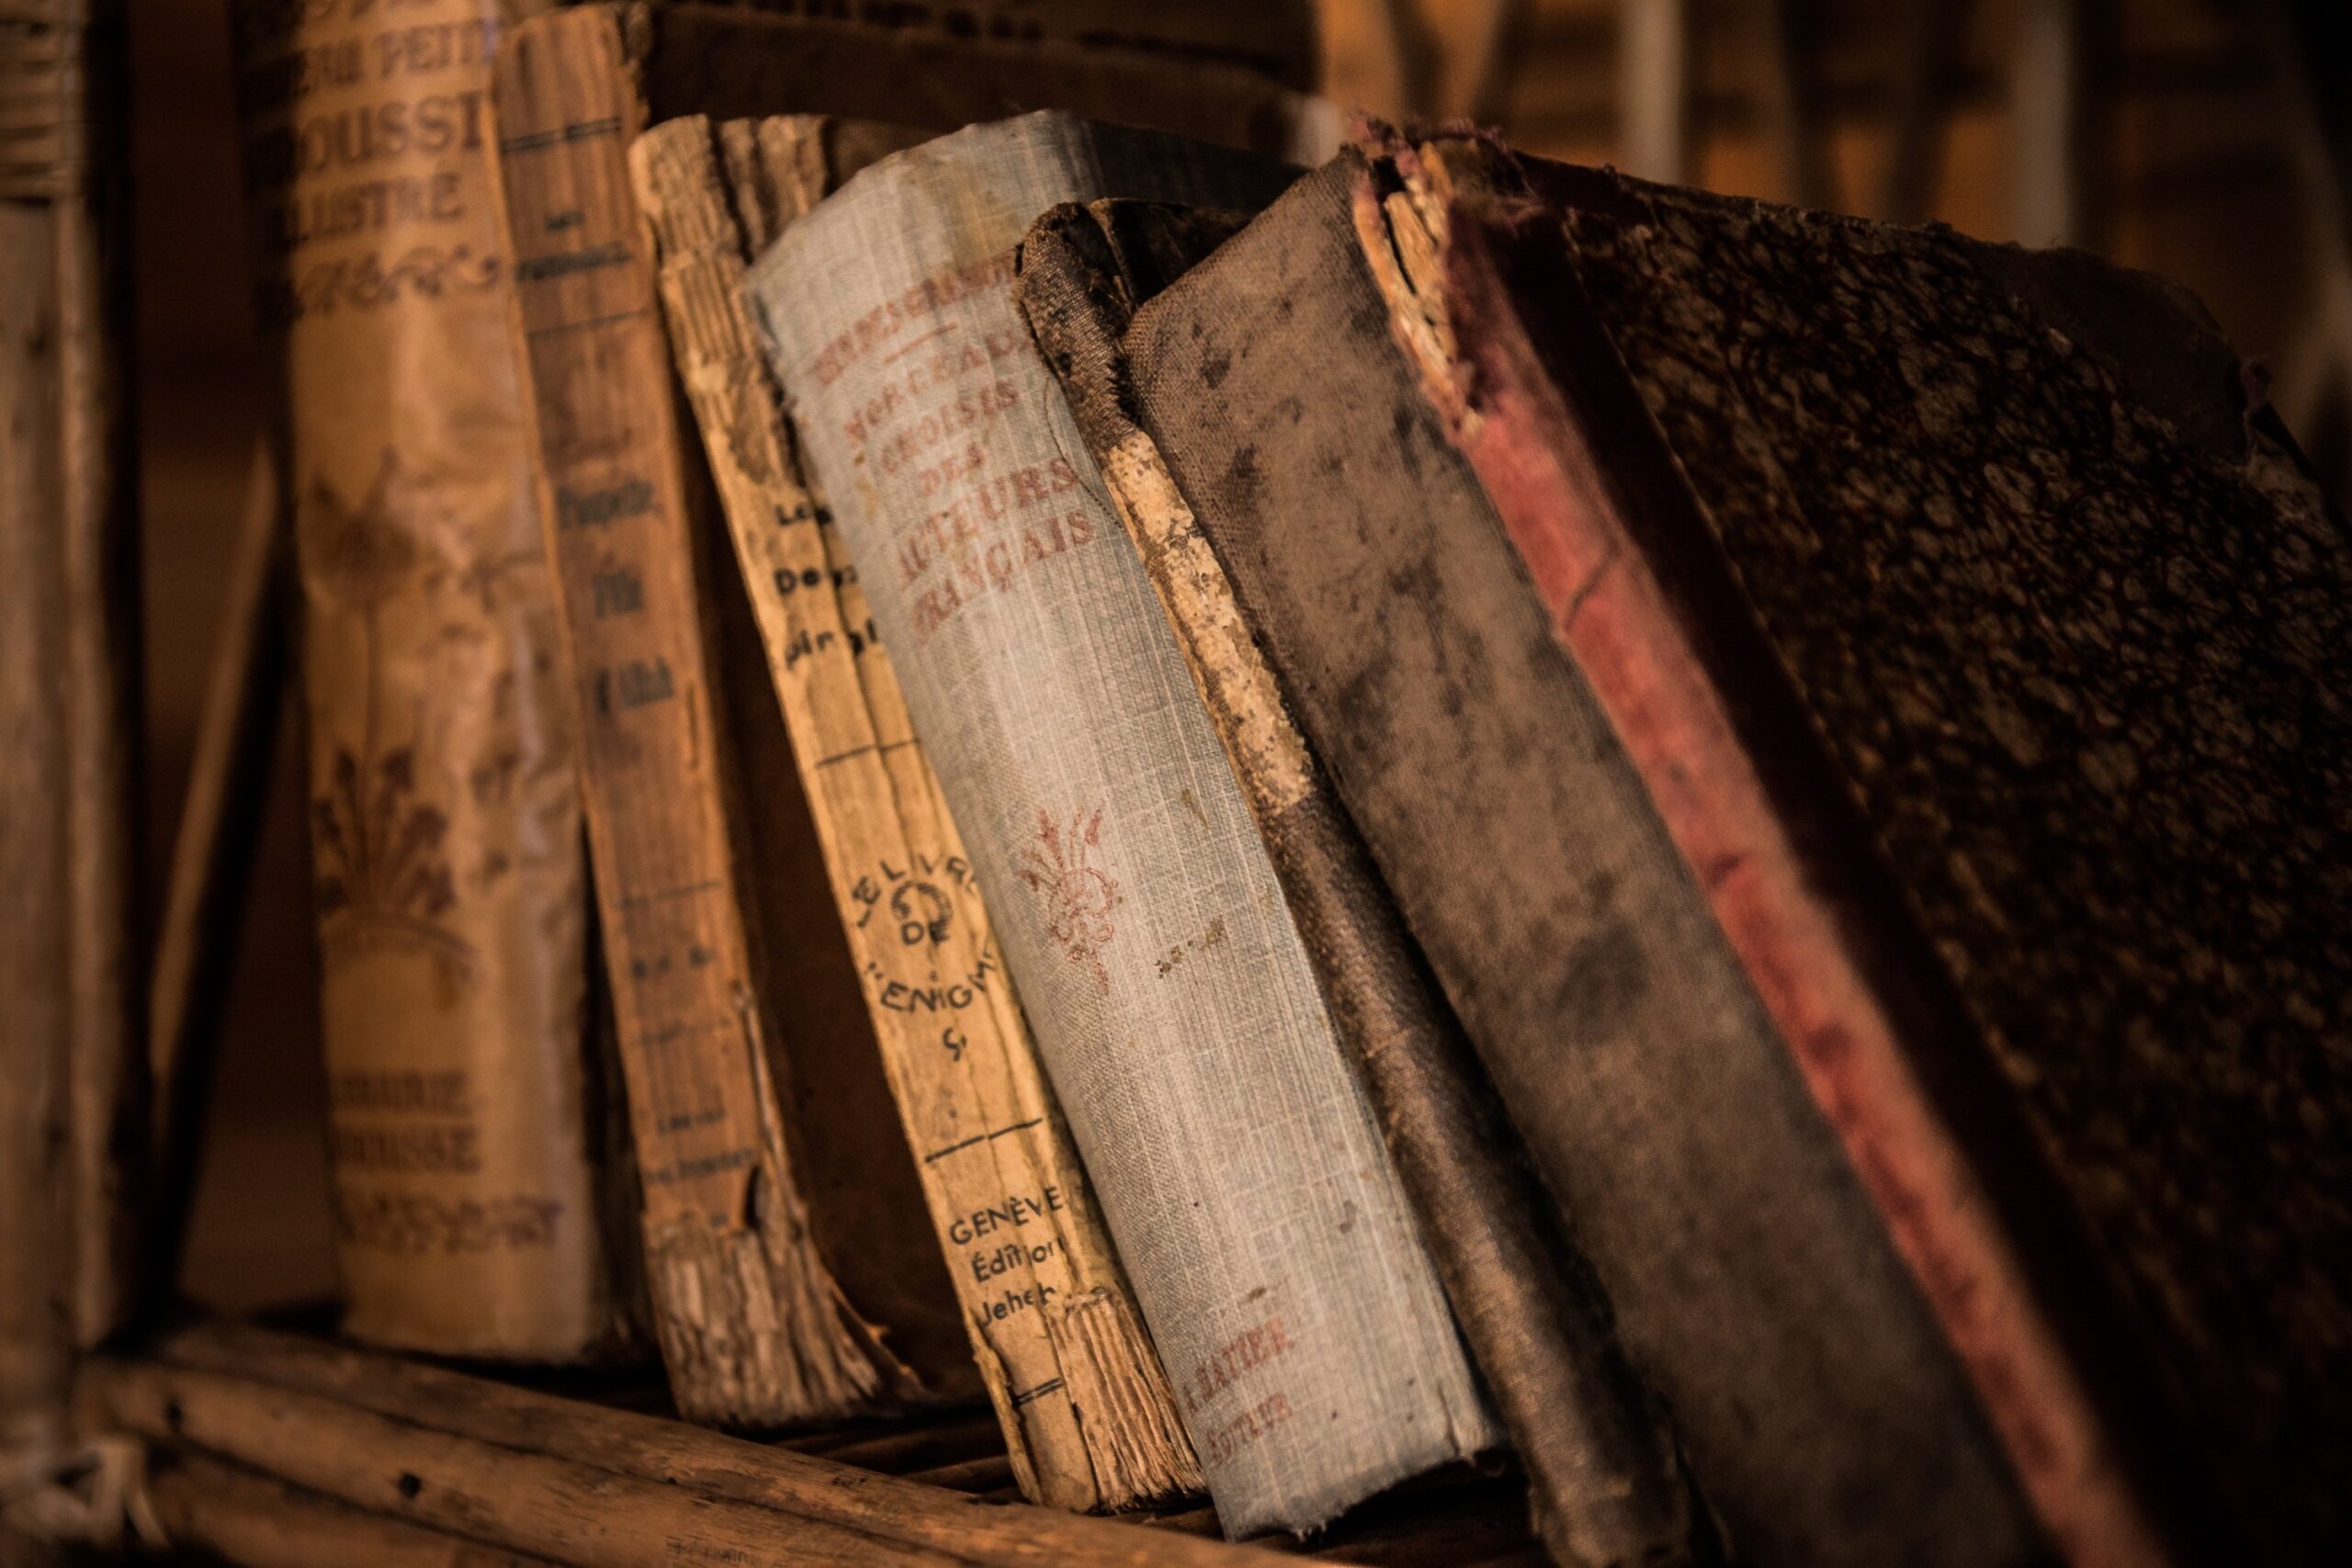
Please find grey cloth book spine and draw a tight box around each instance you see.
[749,112,1497,1536]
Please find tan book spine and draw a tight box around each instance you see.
[485,8,965,1426]
[228,0,633,1360]
[631,113,1202,1510]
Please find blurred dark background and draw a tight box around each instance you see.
[138,0,2352,1312]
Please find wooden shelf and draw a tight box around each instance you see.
[81,1317,1541,1567]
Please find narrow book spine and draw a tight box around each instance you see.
[485,7,922,1426]
[229,0,625,1360]
[752,112,1496,1536]
[632,113,1201,1511]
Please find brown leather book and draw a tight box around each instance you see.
[483,1,1322,1427]
[1352,136,2352,1567]
[1050,139,2352,1566]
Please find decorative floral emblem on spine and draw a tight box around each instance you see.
[304,449,475,990]
[1019,807,1121,995]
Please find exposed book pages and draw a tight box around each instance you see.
[750,112,1498,1537]
[631,111,1202,1512]
[1360,137,2352,1566]
[1104,151,2041,1567]
[1013,190,1702,1568]
[227,0,637,1360]
[485,6,980,1427]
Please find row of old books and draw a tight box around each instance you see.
[231,4,2348,1566]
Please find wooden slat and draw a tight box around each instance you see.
[0,178,72,1568]
[1878,0,1970,221]
[805,1412,1007,1472]
[2012,0,2086,243]
[1618,0,1695,183]
[147,1449,562,1568]
[147,437,289,1295]
[51,0,141,1353]
[110,1322,1296,1566]
[93,1358,968,1568]
[1755,0,1828,208]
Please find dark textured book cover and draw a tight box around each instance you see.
[1362,140,2349,1566]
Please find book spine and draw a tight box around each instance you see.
[632,112,1200,1512]
[485,8,929,1426]
[229,0,625,1360]
[1015,197,1703,1568]
[751,113,1496,1536]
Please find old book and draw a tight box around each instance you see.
[487,8,980,1427]
[1352,139,2352,1566]
[483,0,1323,1434]
[226,0,637,1361]
[484,0,1320,1435]
[750,112,1499,1537]
[1097,152,2041,1568]
[632,114,1201,1510]
[1014,196,1702,1567]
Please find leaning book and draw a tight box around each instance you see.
[750,112,1498,1536]
[632,111,1201,1510]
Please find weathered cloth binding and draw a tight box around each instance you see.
[752,113,1498,1536]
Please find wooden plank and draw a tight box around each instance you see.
[2012,0,2085,243]
[124,1322,1295,1566]
[1432,0,1529,123]
[0,0,142,1374]
[1879,0,1970,221]
[1756,0,1828,208]
[51,0,142,1349]
[93,1358,969,1568]
[1618,0,1695,183]
[0,186,72,1568]
[147,1449,564,1568]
